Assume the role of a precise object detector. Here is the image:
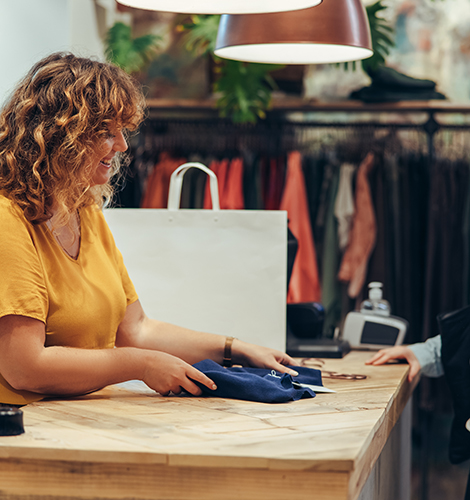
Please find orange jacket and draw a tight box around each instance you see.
[337,152,377,298]
[280,151,321,303]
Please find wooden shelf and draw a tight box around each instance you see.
[146,97,470,114]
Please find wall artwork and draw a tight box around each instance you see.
[303,0,470,103]
[131,9,211,99]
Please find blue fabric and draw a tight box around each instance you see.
[191,359,322,403]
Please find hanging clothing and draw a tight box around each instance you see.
[363,154,389,307]
[422,159,469,341]
[114,163,143,208]
[321,166,342,337]
[303,155,326,239]
[264,157,285,210]
[224,157,245,209]
[192,166,208,209]
[399,153,429,343]
[418,159,469,414]
[140,153,186,208]
[337,152,377,299]
[280,151,321,303]
[314,163,336,272]
[463,166,470,306]
[334,163,355,251]
[384,154,402,312]
[243,153,264,210]
[203,158,230,209]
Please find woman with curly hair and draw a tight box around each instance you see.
[0,53,298,405]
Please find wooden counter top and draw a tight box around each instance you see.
[0,351,414,500]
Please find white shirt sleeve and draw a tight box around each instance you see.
[409,335,444,378]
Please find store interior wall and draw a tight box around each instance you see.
[0,0,105,106]
[304,0,470,102]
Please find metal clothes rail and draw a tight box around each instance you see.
[141,99,470,163]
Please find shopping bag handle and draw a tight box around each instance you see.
[167,162,220,211]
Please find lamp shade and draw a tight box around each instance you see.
[115,0,322,14]
[214,0,373,64]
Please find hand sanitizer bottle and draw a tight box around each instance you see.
[360,282,391,316]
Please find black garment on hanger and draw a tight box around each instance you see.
[113,162,143,208]
[423,159,469,342]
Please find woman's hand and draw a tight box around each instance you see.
[232,339,300,376]
[142,350,217,396]
[365,346,421,382]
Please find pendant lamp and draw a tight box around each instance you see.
[115,0,322,15]
[214,0,373,64]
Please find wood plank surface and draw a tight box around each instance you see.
[0,351,415,500]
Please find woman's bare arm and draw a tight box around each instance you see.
[0,314,216,397]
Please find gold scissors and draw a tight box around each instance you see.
[300,358,367,380]
[321,371,367,380]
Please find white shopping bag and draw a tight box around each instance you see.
[104,162,287,351]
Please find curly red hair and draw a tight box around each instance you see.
[0,52,145,225]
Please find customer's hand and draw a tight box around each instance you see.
[365,346,421,382]
[232,339,300,376]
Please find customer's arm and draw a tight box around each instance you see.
[409,335,444,377]
[366,335,444,381]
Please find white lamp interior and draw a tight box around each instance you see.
[214,43,374,65]
[116,0,322,14]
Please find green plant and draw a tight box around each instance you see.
[179,15,283,124]
[340,0,395,75]
[105,22,162,75]
[214,60,282,123]
[178,15,220,56]
[363,0,395,74]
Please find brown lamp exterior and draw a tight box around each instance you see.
[215,0,373,62]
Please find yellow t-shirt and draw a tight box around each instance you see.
[0,194,138,405]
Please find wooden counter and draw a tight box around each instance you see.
[0,351,415,500]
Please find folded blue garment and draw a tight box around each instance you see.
[191,359,322,403]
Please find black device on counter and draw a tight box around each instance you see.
[285,302,350,358]
[0,407,24,436]
[285,228,350,358]
[287,336,351,358]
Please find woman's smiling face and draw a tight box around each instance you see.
[89,127,128,186]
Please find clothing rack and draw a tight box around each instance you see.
[140,99,470,162]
